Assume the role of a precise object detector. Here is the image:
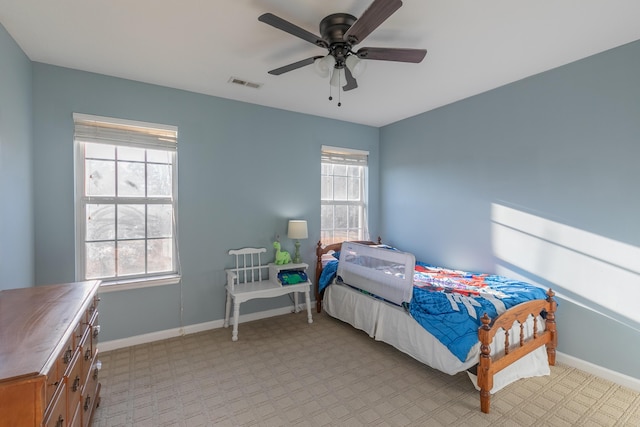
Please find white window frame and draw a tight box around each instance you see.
[321,145,369,245]
[73,113,180,291]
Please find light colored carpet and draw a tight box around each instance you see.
[92,311,640,426]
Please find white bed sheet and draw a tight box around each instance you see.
[324,281,550,393]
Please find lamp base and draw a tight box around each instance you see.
[293,240,301,264]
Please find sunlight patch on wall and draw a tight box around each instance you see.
[491,203,640,326]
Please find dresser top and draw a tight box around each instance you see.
[0,281,100,382]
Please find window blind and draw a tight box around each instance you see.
[73,113,177,151]
[321,146,368,166]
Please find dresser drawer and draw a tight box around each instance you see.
[45,360,61,410]
[81,352,101,427]
[43,381,67,427]
[67,349,83,416]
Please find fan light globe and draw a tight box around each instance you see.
[314,55,336,78]
[346,55,366,78]
[330,68,346,87]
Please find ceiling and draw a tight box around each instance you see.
[1,1,640,127]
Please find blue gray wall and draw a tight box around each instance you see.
[0,23,33,289]
[380,40,640,379]
[31,63,379,341]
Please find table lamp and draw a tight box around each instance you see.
[287,220,308,264]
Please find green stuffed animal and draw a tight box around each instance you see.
[273,241,291,265]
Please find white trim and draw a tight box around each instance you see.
[556,351,640,392]
[98,275,181,293]
[99,304,312,352]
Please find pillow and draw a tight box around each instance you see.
[321,253,337,267]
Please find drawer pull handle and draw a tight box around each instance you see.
[85,348,92,361]
[72,375,81,392]
[84,395,91,411]
[93,325,101,338]
[93,367,99,380]
[63,348,73,364]
[56,415,64,427]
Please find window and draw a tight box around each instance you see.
[74,114,179,286]
[321,146,369,245]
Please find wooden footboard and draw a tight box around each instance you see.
[315,238,381,313]
[477,288,557,413]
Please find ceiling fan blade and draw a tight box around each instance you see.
[259,13,328,48]
[356,47,427,63]
[342,66,358,91]
[343,0,403,45]
[268,56,324,75]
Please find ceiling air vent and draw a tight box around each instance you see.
[228,77,262,89]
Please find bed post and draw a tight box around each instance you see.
[545,288,558,365]
[478,313,493,413]
[315,240,324,313]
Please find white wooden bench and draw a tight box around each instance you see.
[223,247,313,341]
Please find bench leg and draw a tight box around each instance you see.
[293,292,300,313]
[305,290,313,324]
[232,300,240,341]
[224,291,231,328]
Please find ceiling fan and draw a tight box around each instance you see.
[258,0,427,101]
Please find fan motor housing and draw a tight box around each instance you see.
[320,13,356,46]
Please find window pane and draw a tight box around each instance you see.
[118,146,145,162]
[148,239,173,273]
[348,177,361,200]
[147,149,171,164]
[321,176,333,200]
[86,204,115,241]
[333,164,347,177]
[148,204,172,238]
[86,159,115,197]
[321,163,332,175]
[85,142,115,160]
[348,206,361,229]
[86,241,115,279]
[117,240,145,276]
[347,166,361,178]
[333,176,347,200]
[147,163,172,197]
[117,204,145,239]
[117,161,145,197]
[335,205,348,229]
[321,205,334,230]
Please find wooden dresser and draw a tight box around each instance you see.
[0,280,101,427]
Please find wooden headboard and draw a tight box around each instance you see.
[314,237,382,313]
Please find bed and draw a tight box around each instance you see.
[314,240,557,414]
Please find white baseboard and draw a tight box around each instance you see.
[100,305,306,352]
[100,308,640,393]
[557,351,640,392]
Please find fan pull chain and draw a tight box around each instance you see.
[327,73,342,107]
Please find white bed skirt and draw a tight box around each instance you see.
[324,282,550,393]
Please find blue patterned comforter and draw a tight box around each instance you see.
[320,259,547,362]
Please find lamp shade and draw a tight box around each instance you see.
[346,55,367,78]
[314,55,335,78]
[287,220,308,240]
[330,68,346,87]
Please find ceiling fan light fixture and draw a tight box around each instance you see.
[346,55,366,78]
[314,55,336,78]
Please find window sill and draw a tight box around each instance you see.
[98,274,181,293]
